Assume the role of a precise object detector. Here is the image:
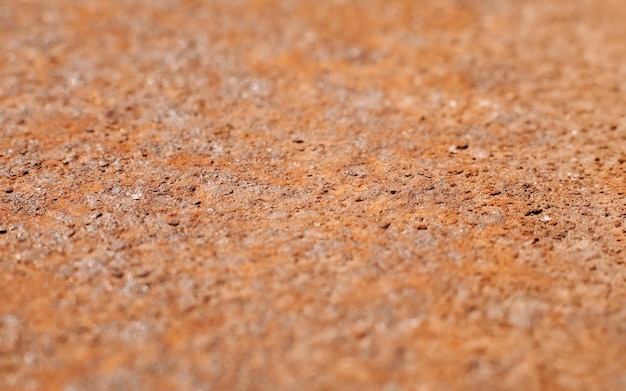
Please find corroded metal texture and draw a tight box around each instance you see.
[1,1,625,390]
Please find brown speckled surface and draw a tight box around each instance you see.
[1,0,625,390]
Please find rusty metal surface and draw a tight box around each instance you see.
[1,1,625,390]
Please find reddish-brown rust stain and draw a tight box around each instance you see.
[1,0,625,390]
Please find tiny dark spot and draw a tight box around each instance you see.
[417,224,428,230]
[5,189,13,193]
[380,222,391,229]
[183,185,196,194]
[292,139,304,144]
[525,209,543,216]
[390,190,398,194]
[0,229,7,234]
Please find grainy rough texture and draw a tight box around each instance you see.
[1,0,625,390]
